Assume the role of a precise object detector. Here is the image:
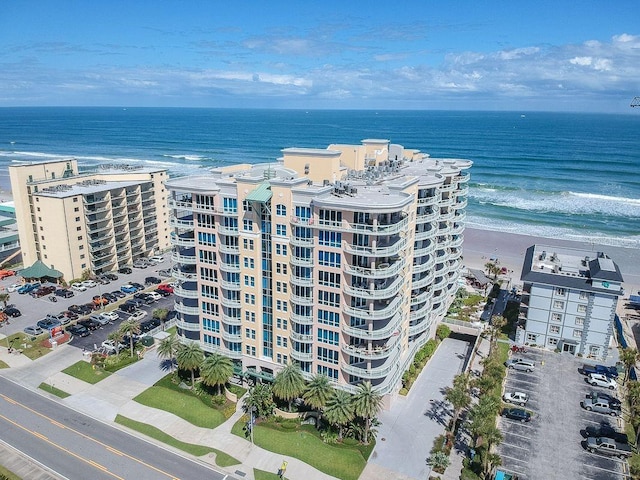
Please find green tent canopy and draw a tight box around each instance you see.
[19,260,63,279]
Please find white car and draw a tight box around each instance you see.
[588,373,617,390]
[71,282,87,291]
[147,292,162,302]
[149,255,164,263]
[6,283,21,293]
[101,339,126,353]
[100,311,120,322]
[128,310,148,322]
[503,391,529,406]
[82,280,97,288]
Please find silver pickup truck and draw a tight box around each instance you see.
[586,437,632,458]
[581,397,621,417]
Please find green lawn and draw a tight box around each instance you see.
[254,468,289,480]
[115,415,239,466]
[62,360,111,384]
[231,420,368,480]
[0,359,9,369]
[38,382,71,398]
[165,325,177,336]
[0,464,20,480]
[133,376,226,429]
[7,332,51,360]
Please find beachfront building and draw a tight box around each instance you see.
[166,139,471,397]
[9,159,170,281]
[517,244,624,360]
[0,201,21,264]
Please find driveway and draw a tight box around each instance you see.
[369,337,471,479]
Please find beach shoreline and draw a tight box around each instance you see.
[462,227,640,298]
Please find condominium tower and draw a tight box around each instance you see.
[9,159,170,280]
[167,139,471,396]
[517,245,624,361]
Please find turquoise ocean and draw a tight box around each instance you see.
[0,108,638,248]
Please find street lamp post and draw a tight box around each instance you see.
[250,406,255,445]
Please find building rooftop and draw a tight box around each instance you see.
[521,244,624,295]
[34,178,148,198]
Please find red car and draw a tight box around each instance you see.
[157,283,174,294]
[0,269,15,279]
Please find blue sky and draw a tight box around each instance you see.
[1,1,638,112]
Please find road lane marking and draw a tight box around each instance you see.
[106,446,124,456]
[50,419,66,429]
[0,394,182,480]
[89,460,108,471]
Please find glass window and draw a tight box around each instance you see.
[276,204,287,216]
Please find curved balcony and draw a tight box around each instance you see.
[176,320,201,332]
[218,243,240,254]
[344,258,405,279]
[316,215,409,236]
[290,236,314,247]
[220,280,241,291]
[417,196,439,206]
[343,296,402,320]
[289,331,314,343]
[212,206,239,216]
[456,185,469,197]
[416,209,439,223]
[412,270,436,289]
[454,210,467,222]
[168,199,193,210]
[217,347,243,360]
[290,275,314,287]
[411,289,432,306]
[341,334,401,360]
[221,296,241,309]
[410,301,432,322]
[342,313,402,340]
[290,312,314,325]
[219,262,240,273]
[344,276,404,300]
[440,183,455,192]
[342,237,406,257]
[451,223,464,236]
[439,209,455,221]
[290,256,314,268]
[217,225,239,235]
[415,227,436,242]
[221,330,242,342]
[409,319,431,337]
[175,302,200,316]
[291,349,313,362]
[413,256,436,275]
[414,241,435,257]
[433,301,448,318]
[290,216,314,226]
[171,251,197,265]
[171,267,198,281]
[174,285,198,299]
[438,224,452,236]
[342,351,401,380]
[290,293,314,306]
[439,196,456,207]
[222,313,242,326]
[455,198,468,209]
[454,173,470,184]
[433,275,448,291]
[170,217,194,229]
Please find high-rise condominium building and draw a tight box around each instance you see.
[9,159,170,280]
[167,139,471,396]
[517,244,624,360]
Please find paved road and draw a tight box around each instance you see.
[369,337,471,479]
[0,376,227,480]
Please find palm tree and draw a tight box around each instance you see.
[244,383,275,419]
[175,341,204,387]
[489,315,507,354]
[0,292,10,308]
[620,347,639,384]
[484,261,500,280]
[445,373,471,433]
[118,319,141,357]
[157,335,181,372]
[324,389,354,440]
[352,381,383,444]
[272,361,305,411]
[152,308,169,330]
[303,374,333,417]
[107,329,124,355]
[480,425,503,475]
[200,353,234,395]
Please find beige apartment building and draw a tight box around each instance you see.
[9,159,170,281]
[167,139,471,397]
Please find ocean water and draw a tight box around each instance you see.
[0,107,638,248]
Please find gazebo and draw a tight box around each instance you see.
[19,260,63,282]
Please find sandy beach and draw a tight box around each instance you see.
[462,227,640,299]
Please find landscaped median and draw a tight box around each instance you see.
[231,418,371,480]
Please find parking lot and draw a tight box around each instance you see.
[0,257,175,350]
[499,348,629,480]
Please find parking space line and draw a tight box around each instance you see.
[500,441,530,451]
[498,453,530,469]
[581,460,625,477]
[503,430,533,441]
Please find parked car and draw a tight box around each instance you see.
[157,269,172,277]
[55,288,74,298]
[118,267,132,274]
[503,391,529,406]
[24,325,44,336]
[585,437,632,458]
[4,307,21,317]
[504,358,535,372]
[128,310,148,322]
[82,280,97,288]
[583,423,628,443]
[46,312,70,325]
[581,397,621,416]
[501,408,531,423]
[0,269,15,279]
[121,284,138,294]
[100,311,120,322]
[78,318,101,331]
[134,293,154,304]
[120,303,137,313]
[131,282,145,291]
[6,284,21,293]
[101,339,125,354]
[71,282,87,292]
[37,318,61,330]
[110,290,126,298]
[157,283,174,294]
[102,292,118,303]
[66,324,90,337]
[145,276,162,285]
[18,283,39,294]
[149,255,164,263]
[587,373,618,390]
[63,310,78,321]
[147,291,162,302]
[580,364,619,379]
[140,317,161,333]
[154,288,171,297]
[585,392,621,409]
[92,295,109,306]
[89,314,111,326]
[96,275,111,285]
[104,273,119,281]
[133,260,148,268]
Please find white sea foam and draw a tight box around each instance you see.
[162,154,207,161]
[470,186,640,218]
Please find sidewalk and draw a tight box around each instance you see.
[0,343,339,480]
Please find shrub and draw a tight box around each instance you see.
[436,324,451,341]
[211,394,226,407]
